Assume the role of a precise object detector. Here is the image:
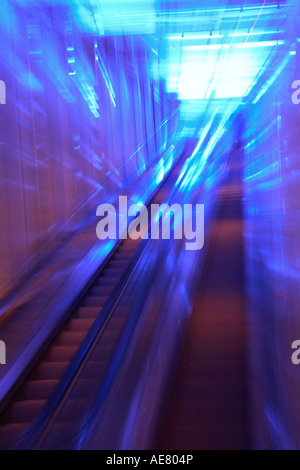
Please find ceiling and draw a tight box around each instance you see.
[14,0,298,130]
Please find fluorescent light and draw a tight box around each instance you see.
[184,44,223,51]
[184,41,285,52]
[168,34,223,40]
[169,31,284,41]
[235,40,285,49]
[230,31,284,38]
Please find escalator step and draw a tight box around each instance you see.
[90,286,113,297]
[108,260,129,269]
[65,318,95,332]
[112,253,133,261]
[31,362,70,381]
[0,227,139,446]
[43,346,78,363]
[55,331,87,346]
[75,307,102,320]
[0,423,28,446]
[95,278,119,287]
[102,269,124,277]
[16,380,60,401]
[83,297,106,308]
[2,400,47,424]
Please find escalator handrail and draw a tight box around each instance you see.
[16,143,188,450]
[17,238,147,450]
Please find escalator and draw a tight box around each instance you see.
[0,145,190,450]
[0,140,243,451]
[0,238,139,448]
[159,148,249,450]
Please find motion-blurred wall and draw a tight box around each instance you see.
[244,22,300,449]
[0,1,179,299]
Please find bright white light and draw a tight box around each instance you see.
[235,40,285,49]
[230,31,284,38]
[173,78,253,100]
[184,44,223,51]
[167,46,268,100]
[168,31,284,41]
[215,79,252,99]
[184,40,285,52]
[168,34,223,40]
